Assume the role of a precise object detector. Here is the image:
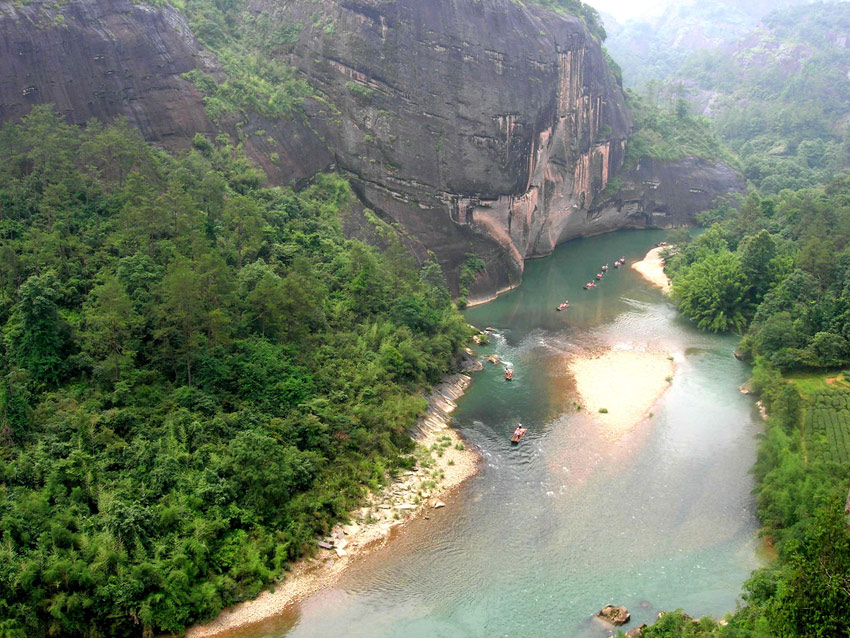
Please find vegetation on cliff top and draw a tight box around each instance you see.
[0,107,469,637]
[520,0,607,41]
[624,91,738,167]
[176,0,313,124]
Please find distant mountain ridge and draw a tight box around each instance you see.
[673,3,850,193]
[603,0,850,193]
[603,0,834,86]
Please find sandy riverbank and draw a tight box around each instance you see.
[186,375,479,638]
[569,348,675,437]
[632,246,672,293]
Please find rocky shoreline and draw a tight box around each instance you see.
[185,364,481,638]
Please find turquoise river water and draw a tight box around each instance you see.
[229,229,765,638]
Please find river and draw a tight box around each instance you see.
[229,229,764,638]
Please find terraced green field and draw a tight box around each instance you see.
[804,387,850,466]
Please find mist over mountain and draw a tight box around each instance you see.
[603,0,834,86]
[604,0,850,193]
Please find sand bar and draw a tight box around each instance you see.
[569,348,675,437]
[186,375,479,638]
[631,246,672,293]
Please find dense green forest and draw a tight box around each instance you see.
[667,177,850,365]
[0,107,469,637]
[623,92,738,167]
[625,177,850,636]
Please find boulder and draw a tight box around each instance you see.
[459,350,484,373]
[429,498,446,509]
[597,605,630,626]
[626,625,647,637]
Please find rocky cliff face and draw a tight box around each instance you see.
[589,157,743,233]
[0,0,212,147]
[249,0,638,299]
[0,0,743,299]
[0,0,331,181]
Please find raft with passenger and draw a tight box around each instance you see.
[584,282,596,289]
[596,272,604,280]
[557,301,569,311]
[511,424,527,444]
[504,367,514,381]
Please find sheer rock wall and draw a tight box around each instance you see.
[0,0,744,298]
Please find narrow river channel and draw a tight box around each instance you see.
[230,229,764,638]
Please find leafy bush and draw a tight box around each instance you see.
[178,0,313,122]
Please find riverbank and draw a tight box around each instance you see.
[186,375,480,638]
[466,282,520,307]
[569,348,675,437]
[631,246,672,293]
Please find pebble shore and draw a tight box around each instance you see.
[186,374,480,638]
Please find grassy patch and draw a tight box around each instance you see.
[788,371,850,398]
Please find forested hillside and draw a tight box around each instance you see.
[0,107,469,637]
[607,2,850,194]
[674,3,850,194]
[630,177,850,637]
[604,0,824,86]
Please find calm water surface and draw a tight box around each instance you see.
[232,230,763,638]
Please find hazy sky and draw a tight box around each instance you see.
[588,0,669,21]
